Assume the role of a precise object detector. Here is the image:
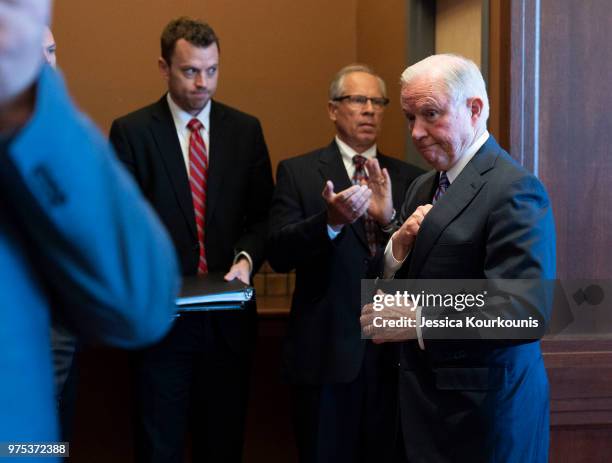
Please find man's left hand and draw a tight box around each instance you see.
[224,258,251,284]
[360,290,418,343]
[364,158,393,225]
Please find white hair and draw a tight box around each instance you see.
[400,54,490,127]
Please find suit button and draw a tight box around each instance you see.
[363,259,369,264]
[193,243,200,251]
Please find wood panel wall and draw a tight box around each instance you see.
[52,0,358,172]
[509,0,612,461]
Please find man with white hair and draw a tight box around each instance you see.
[0,0,179,453]
[361,54,555,462]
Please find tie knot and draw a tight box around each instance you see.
[353,155,367,169]
[438,171,450,189]
[187,118,204,132]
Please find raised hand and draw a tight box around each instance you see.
[322,180,372,232]
[364,158,394,225]
[391,204,433,261]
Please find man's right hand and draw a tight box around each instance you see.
[391,204,433,261]
[322,180,372,232]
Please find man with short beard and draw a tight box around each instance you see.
[110,17,273,463]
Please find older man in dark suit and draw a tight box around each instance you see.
[361,54,555,462]
[269,64,423,462]
[109,17,273,463]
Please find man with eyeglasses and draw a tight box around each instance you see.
[269,64,423,462]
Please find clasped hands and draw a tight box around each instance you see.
[360,290,418,343]
[322,158,393,231]
[360,203,435,343]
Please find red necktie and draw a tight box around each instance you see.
[352,155,378,256]
[187,118,208,274]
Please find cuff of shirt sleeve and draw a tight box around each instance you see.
[415,306,425,350]
[233,251,253,275]
[327,224,342,240]
[383,236,408,279]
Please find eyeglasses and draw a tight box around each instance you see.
[333,95,390,110]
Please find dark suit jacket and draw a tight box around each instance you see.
[395,136,555,463]
[269,141,423,384]
[109,96,273,351]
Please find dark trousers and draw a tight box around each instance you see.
[132,312,253,463]
[50,319,78,442]
[291,342,398,463]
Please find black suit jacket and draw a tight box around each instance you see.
[395,136,555,462]
[269,141,423,384]
[109,96,274,351]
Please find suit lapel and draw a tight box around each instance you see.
[397,171,436,272]
[206,101,229,225]
[398,169,438,221]
[150,97,197,239]
[317,141,369,250]
[408,146,495,276]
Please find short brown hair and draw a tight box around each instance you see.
[161,17,219,65]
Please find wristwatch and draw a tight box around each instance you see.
[380,208,397,233]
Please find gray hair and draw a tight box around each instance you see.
[400,54,490,126]
[329,64,387,100]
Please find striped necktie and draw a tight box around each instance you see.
[353,154,378,256]
[433,171,449,204]
[187,118,208,274]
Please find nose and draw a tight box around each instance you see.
[194,72,207,89]
[411,117,427,141]
[361,99,375,115]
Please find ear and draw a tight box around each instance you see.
[468,97,484,124]
[158,57,170,80]
[328,100,338,122]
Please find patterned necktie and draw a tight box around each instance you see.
[352,155,378,256]
[433,171,450,204]
[187,118,208,274]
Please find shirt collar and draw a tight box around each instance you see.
[335,136,377,165]
[166,93,211,133]
[445,130,490,183]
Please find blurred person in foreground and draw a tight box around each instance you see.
[0,0,179,455]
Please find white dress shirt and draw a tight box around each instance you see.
[166,93,252,273]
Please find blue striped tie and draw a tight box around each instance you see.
[433,171,449,204]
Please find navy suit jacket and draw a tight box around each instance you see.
[269,141,423,384]
[0,67,178,453]
[395,136,555,462]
